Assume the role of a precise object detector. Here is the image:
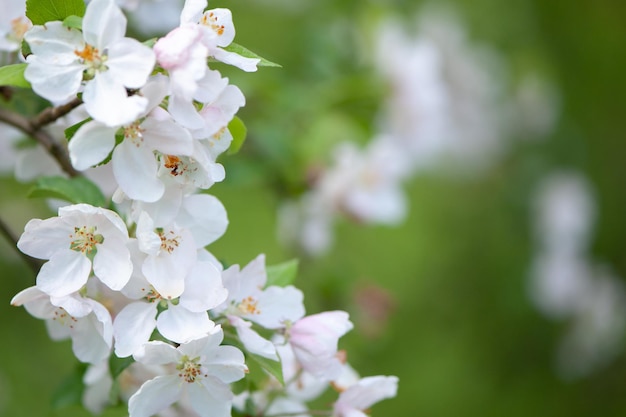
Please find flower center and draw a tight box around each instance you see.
[74,44,108,78]
[163,155,184,176]
[52,307,78,329]
[200,11,225,36]
[177,356,206,383]
[69,225,103,254]
[157,228,181,254]
[124,122,144,145]
[237,296,260,315]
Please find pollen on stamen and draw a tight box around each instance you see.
[237,296,261,315]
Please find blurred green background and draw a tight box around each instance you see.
[2,0,626,416]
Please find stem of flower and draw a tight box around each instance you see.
[0,215,42,274]
[0,105,80,177]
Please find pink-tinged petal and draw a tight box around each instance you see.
[157,305,213,343]
[212,48,259,72]
[133,340,181,365]
[188,380,232,417]
[248,286,305,329]
[24,22,83,63]
[177,194,228,247]
[71,314,112,363]
[202,127,232,159]
[180,261,227,312]
[225,254,266,301]
[112,140,164,202]
[128,375,181,417]
[180,0,207,25]
[337,376,399,411]
[203,344,247,383]
[142,117,193,156]
[24,59,84,103]
[106,38,155,88]
[68,121,117,171]
[82,0,126,49]
[17,217,69,259]
[37,250,91,297]
[83,73,148,127]
[230,316,278,361]
[113,301,157,357]
[93,237,132,290]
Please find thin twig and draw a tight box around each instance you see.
[0,215,42,275]
[31,97,82,129]
[0,106,80,177]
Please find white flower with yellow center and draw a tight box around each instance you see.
[23,0,155,126]
[17,203,132,298]
[128,327,247,417]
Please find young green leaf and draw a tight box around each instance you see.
[28,176,107,207]
[222,43,282,68]
[0,64,31,88]
[246,351,284,386]
[62,14,83,30]
[51,364,87,410]
[226,116,248,155]
[26,0,86,25]
[266,259,299,288]
[65,118,91,141]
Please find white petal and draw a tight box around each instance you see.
[112,140,164,202]
[212,48,259,72]
[11,286,55,318]
[82,0,126,49]
[24,58,84,103]
[204,344,247,383]
[69,121,118,171]
[230,316,278,361]
[128,375,181,417]
[180,0,207,24]
[180,261,227,312]
[93,237,132,290]
[337,376,399,411]
[83,73,148,126]
[17,217,69,260]
[71,314,112,363]
[248,286,305,329]
[157,305,213,343]
[134,340,181,365]
[142,117,194,156]
[188,380,232,417]
[106,38,156,88]
[25,22,83,63]
[177,194,228,247]
[37,250,91,297]
[113,301,157,357]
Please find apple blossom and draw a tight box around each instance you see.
[332,375,398,417]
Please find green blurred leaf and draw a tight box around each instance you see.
[62,14,83,30]
[227,116,248,155]
[222,43,282,68]
[0,64,31,88]
[246,351,284,386]
[51,363,87,410]
[26,0,86,25]
[109,355,134,379]
[266,259,299,288]
[28,176,107,207]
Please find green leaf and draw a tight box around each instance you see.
[0,64,31,88]
[64,118,91,141]
[226,116,247,155]
[28,176,107,207]
[109,355,135,379]
[51,363,87,410]
[266,259,299,288]
[247,351,284,386]
[222,42,282,68]
[62,14,83,30]
[26,0,86,25]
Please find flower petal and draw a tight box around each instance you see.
[37,250,91,297]
[113,301,157,357]
[157,305,214,343]
[128,375,181,417]
[112,140,164,202]
[68,121,117,171]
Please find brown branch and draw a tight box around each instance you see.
[0,105,80,177]
[0,215,42,275]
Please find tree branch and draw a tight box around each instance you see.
[0,215,42,275]
[0,105,80,177]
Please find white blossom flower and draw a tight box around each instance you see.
[24,0,155,126]
[214,254,305,360]
[287,311,353,380]
[0,0,31,53]
[11,286,113,363]
[128,327,247,417]
[17,204,132,297]
[332,375,398,417]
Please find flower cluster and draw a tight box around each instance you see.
[5,0,398,416]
